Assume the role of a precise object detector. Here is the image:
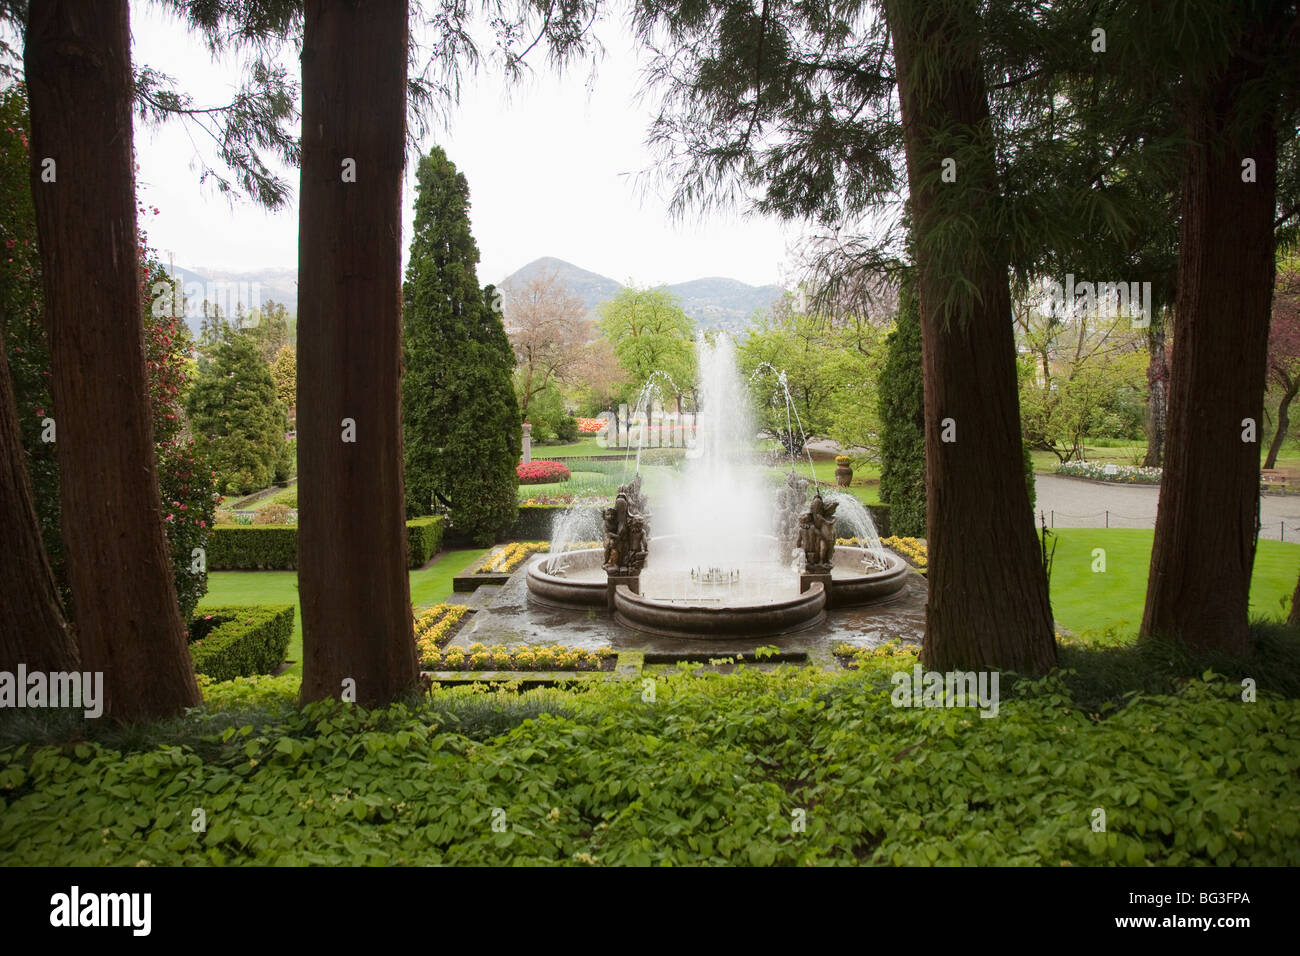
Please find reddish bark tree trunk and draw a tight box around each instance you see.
[1144,316,1168,468]
[1289,570,1300,627]
[24,0,200,719]
[1263,373,1297,470]
[1141,32,1278,655]
[0,336,78,673]
[887,0,1057,674]
[297,0,418,706]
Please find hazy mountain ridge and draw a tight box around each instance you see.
[170,256,784,337]
[163,264,298,337]
[499,256,785,331]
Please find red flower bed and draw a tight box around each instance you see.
[576,417,606,433]
[517,460,571,484]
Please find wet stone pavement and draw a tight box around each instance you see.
[449,557,928,660]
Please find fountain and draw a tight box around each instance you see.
[526,335,910,638]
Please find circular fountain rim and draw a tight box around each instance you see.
[613,581,827,640]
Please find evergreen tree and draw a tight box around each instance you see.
[186,327,288,495]
[878,276,926,537]
[271,344,296,419]
[403,146,520,544]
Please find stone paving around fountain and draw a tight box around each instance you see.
[449,558,928,663]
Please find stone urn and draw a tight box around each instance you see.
[834,456,853,487]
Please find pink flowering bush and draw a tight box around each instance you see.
[517,460,571,484]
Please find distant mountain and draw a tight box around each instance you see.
[500,256,622,314]
[498,257,784,331]
[169,256,785,338]
[164,265,298,338]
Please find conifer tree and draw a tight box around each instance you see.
[186,328,288,495]
[878,275,925,537]
[403,146,520,544]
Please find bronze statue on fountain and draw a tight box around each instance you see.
[603,486,649,575]
[798,494,838,573]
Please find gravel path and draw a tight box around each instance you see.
[1033,474,1300,542]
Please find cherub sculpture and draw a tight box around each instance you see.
[798,494,839,572]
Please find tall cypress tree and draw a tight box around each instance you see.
[878,275,926,537]
[403,146,520,545]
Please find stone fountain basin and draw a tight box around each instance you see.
[525,542,913,636]
[526,548,607,610]
[613,581,826,639]
[827,548,912,608]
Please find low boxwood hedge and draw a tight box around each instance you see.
[407,516,445,567]
[208,516,446,570]
[513,503,581,540]
[188,604,294,681]
[207,526,297,570]
[510,502,890,541]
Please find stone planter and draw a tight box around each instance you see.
[835,463,853,487]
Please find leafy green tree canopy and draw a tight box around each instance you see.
[596,285,696,404]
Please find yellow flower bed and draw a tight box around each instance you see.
[881,535,927,573]
[429,642,614,672]
[480,541,549,573]
[414,603,469,661]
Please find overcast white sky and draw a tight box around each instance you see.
[125,2,797,288]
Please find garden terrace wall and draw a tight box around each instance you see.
[189,604,294,681]
[208,516,445,570]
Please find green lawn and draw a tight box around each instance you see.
[1047,529,1300,638]
[518,469,622,500]
[532,436,604,458]
[199,547,491,675]
[1030,437,1300,473]
[764,458,883,506]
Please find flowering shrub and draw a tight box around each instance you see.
[576,417,606,434]
[481,541,549,573]
[414,604,470,663]
[1,90,216,620]
[1057,460,1161,484]
[517,460,571,484]
[427,641,614,672]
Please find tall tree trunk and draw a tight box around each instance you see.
[1289,569,1300,627]
[1141,28,1278,654]
[24,0,200,719]
[886,0,1057,674]
[0,336,78,673]
[1263,372,1298,470]
[298,0,417,707]
[1143,315,1168,468]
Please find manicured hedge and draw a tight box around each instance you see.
[407,515,445,567]
[207,526,298,570]
[208,516,446,570]
[511,502,890,541]
[189,604,294,681]
[513,503,579,540]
